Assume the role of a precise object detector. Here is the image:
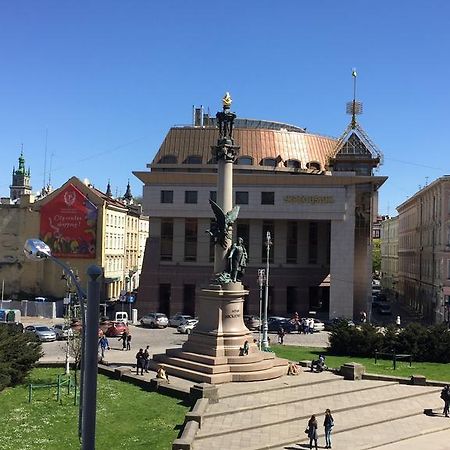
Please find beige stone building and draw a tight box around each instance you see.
[397,176,450,324]
[135,112,386,319]
[380,216,399,297]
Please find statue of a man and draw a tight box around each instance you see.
[228,237,248,282]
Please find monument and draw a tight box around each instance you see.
[152,94,287,383]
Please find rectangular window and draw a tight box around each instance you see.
[308,222,318,264]
[160,190,173,204]
[286,286,297,314]
[236,191,249,205]
[262,221,274,263]
[158,284,171,315]
[160,219,173,261]
[237,222,250,255]
[286,221,297,264]
[209,191,217,203]
[183,284,196,317]
[261,192,275,205]
[185,191,198,204]
[184,218,198,261]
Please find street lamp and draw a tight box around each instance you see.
[23,239,101,450]
[261,231,272,350]
[257,269,265,350]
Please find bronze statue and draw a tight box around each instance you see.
[207,199,240,249]
[228,237,248,282]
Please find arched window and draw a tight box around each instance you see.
[306,161,321,171]
[261,157,277,167]
[183,155,203,164]
[158,155,177,164]
[236,156,253,165]
[285,159,301,169]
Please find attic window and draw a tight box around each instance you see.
[341,133,371,155]
[183,155,202,164]
[159,155,177,164]
[261,158,277,167]
[285,159,301,169]
[236,156,253,165]
[306,162,321,171]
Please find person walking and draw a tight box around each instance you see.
[396,315,401,328]
[126,332,132,351]
[135,348,145,375]
[98,336,110,359]
[143,345,150,373]
[119,330,127,350]
[323,409,334,448]
[441,385,450,417]
[306,414,318,450]
[277,326,285,345]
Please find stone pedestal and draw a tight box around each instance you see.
[340,362,365,380]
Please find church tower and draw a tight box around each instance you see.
[10,148,32,201]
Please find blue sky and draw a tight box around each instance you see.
[1,1,449,215]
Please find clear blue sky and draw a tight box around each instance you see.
[1,1,449,215]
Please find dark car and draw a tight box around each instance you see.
[268,318,296,333]
[324,317,355,330]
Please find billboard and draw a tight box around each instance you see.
[40,183,98,258]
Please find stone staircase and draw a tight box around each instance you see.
[191,370,450,450]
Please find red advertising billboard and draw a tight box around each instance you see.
[40,183,98,258]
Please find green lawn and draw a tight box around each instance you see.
[272,345,450,382]
[0,368,188,450]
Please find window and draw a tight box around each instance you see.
[285,159,301,169]
[184,218,198,262]
[286,222,297,263]
[185,191,198,204]
[159,155,177,164]
[183,284,196,317]
[261,192,275,205]
[161,190,173,203]
[184,155,202,164]
[236,156,253,165]
[236,191,249,205]
[160,219,173,261]
[306,161,321,171]
[261,158,277,167]
[237,222,250,254]
[308,222,318,264]
[209,191,217,203]
[262,221,274,263]
[158,284,171,315]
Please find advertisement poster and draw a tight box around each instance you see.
[40,183,97,258]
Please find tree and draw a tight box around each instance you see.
[372,238,381,275]
[0,325,42,391]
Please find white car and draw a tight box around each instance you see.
[169,314,193,327]
[177,319,198,334]
[311,318,325,332]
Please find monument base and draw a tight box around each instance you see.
[152,282,288,384]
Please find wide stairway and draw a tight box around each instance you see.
[193,370,450,450]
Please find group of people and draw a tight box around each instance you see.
[119,330,132,351]
[306,410,334,449]
[289,312,316,334]
[135,345,151,375]
[441,384,450,417]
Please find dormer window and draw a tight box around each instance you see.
[306,161,321,171]
[261,158,277,167]
[285,159,301,169]
[236,156,253,165]
[158,155,177,164]
[183,155,202,164]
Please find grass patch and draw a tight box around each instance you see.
[0,368,188,450]
[272,345,450,382]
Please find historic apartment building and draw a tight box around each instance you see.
[380,216,399,297]
[135,108,386,320]
[397,176,450,324]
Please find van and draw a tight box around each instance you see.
[114,312,128,324]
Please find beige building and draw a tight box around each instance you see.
[135,112,386,319]
[380,216,399,297]
[397,176,450,324]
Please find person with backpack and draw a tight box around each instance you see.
[98,336,110,359]
[323,409,334,448]
[119,330,127,350]
[305,414,318,450]
[143,345,150,373]
[441,385,450,417]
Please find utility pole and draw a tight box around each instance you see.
[261,231,272,350]
[257,269,265,350]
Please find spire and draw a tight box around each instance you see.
[123,179,133,203]
[17,145,26,174]
[346,68,363,129]
[106,179,112,197]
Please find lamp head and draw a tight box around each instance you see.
[23,239,52,261]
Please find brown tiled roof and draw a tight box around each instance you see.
[152,127,337,170]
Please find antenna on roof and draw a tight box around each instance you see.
[43,129,48,192]
[425,176,429,186]
[346,68,363,128]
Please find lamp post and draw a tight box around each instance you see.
[257,269,265,350]
[24,239,101,449]
[261,231,272,350]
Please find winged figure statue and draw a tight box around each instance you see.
[207,199,240,249]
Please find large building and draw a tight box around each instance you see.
[380,216,399,297]
[135,108,386,320]
[396,176,450,324]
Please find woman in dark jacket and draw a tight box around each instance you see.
[323,409,334,448]
[306,414,318,450]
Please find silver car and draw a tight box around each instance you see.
[139,313,169,328]
[169,314,193,327]
[52,324,72,340]
[25,325,57,342]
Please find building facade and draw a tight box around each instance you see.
[397,177,450,324]
[135,113,386,319]
[380,216,399,297]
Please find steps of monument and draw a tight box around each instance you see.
[194,381,443,450]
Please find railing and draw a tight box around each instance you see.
[28,373,76,404]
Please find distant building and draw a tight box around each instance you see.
[9,149,32,201]
[397,176,450,324]
[380,216,399,297]
[134,109,386,319]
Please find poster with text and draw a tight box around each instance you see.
[40,183,98,258]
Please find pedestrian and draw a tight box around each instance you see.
[119,330,127,350]
[441,385,450,417]
[143,345,150,373]
[126,332,132,351]
[135,348,145,375]
[277,326,285,345]
[98,336,110,359]
[156,364,170,383]
[323,409,334,448]
[396,315,401,327]
[305,414,318,450]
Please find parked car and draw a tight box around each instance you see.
[311,318,325,332]
[177,319,198,334]
[379,304,392,315]
[324,317,355,330]
[244,315,261,330]
[52,323,72,340]
[268,318,296,333]
[169,313,193,327]
[24,325,57,342]
[139,313,169,328]
[105,321,129,337]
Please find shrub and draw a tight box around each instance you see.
[329,323,382,357]
[0,326,42,391]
